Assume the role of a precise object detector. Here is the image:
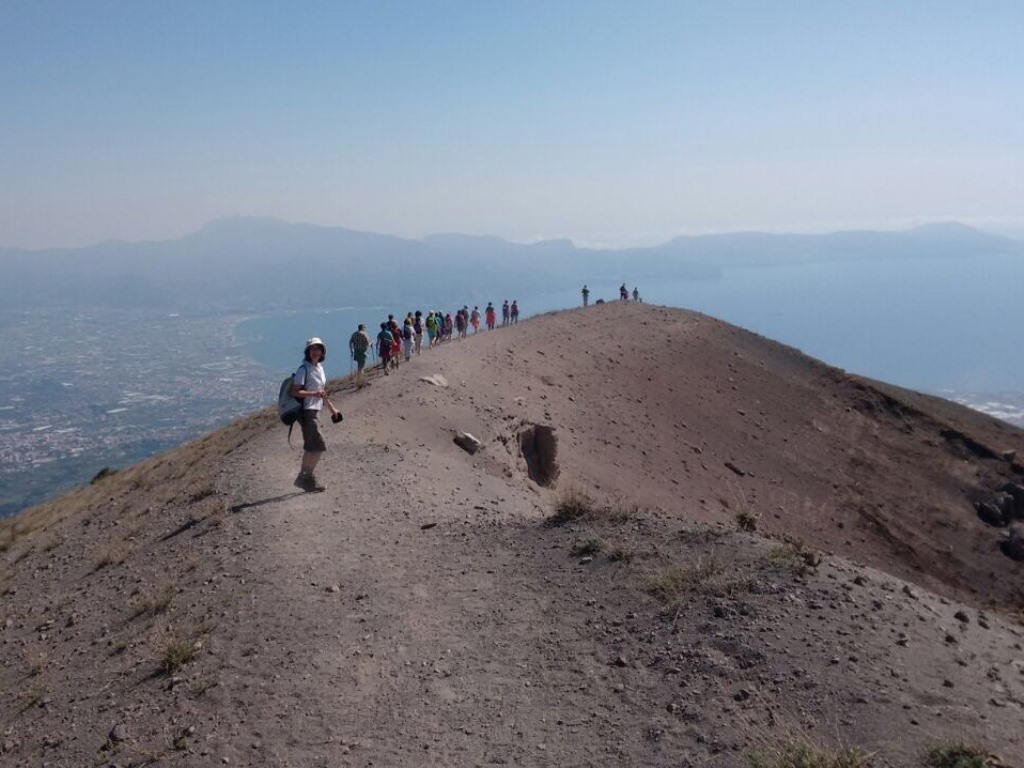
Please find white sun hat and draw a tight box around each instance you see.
[304,337,327,355]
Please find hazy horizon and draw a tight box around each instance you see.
[2,1,1022,250]
[2,213,1023,254]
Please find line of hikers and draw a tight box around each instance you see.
[345,302,522,386]
[291,302,523,491]
[292,287,646,492]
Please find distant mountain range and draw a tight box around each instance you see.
[1,218,1019,311]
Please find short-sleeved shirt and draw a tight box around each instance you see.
[350,331,370,353]
[294,361,326,411]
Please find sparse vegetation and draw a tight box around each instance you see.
[736,508,761,532]
[676,526,729,543]
[607,545,635,563]
[748,739,872,768]
[130,585,174,620]
[190,679,218,697]
[571,536,605,556]
[108,640,128,657]
[645,555,743,610]
[203,504,230,528]
[769,540,823,576]
[159,638,198,674]
[90,466,118,484]
[548,488,638,527]
[93,737,122,767]
[727,483,760,531]
[20,684,45,713]
[93,542,130,570]
[602,504,641,524]
[187,484,217,504]
[925,743,999,768]
[548,487,595,525]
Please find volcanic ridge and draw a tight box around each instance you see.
[1,302,1023,767]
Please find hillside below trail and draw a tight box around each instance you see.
[2,302,1023,767]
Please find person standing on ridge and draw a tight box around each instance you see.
[291,337,341,493]
[470,306,481,334]
[620,284,628,301]
[632,287,640,302]
[376,322,393,375]
[402,318,415,361]
[485,302,496,330]
[413,311,424,355]
[510,300,519,324]
[581,285,590,307]
[425,311,437,347]
[349,324,371,388]
[390,322,402,369]
[501,300,510,327]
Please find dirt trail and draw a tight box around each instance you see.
[207,385,644,766]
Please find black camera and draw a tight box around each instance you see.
[331,412,344,424]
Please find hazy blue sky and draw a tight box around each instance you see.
[2,0,1022,249]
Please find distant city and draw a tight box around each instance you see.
[0,307,272,516]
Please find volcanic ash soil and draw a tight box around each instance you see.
[1,301,1022,767]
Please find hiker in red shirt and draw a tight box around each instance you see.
[390,324,402,369]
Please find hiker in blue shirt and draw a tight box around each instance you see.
[376,323,394,375]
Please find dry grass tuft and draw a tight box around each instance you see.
[748,739,873,768]
[159,638,198,675]
[571,536,606,557]
[925,743,1005,768]
[19,684,45,713]
[94,542,131,571]
[736,508,761,532]
[547,488,639,527]
[645,554,745,610]
[768,539,823,576]
[548,487,595,525]
[130,585,175,620]
[90,467,118,484]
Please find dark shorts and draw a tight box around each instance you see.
[300,409,326,453]
[354,351,367,369]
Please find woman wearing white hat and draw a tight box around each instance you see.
[290,337,341,492]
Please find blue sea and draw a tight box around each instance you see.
[235,254,1024,395]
